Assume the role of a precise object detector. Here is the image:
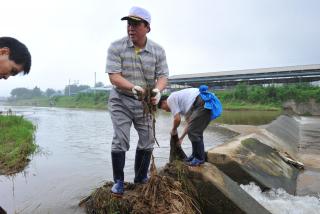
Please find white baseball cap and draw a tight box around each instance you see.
[121,6,151,24]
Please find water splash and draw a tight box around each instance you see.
[241,182,320,214]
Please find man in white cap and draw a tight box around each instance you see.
[106,6,169,195]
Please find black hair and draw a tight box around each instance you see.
[142,20,150,27]
[0,37,31,74]
[157,94,169,109]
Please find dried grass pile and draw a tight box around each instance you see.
[81,159,201,214]
[130,167,199,214]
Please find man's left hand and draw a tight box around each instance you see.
[151,88,161,105]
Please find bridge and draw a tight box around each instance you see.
[169,64,320,88]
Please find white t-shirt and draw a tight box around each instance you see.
[167,88,200,116]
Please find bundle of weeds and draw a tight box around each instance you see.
[82,182,137,214]
[82,158,201,214]
[141,87,160,146]
[166,161,204,208]
[131,157,201,214]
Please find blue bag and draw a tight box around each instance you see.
[199,85,223,120]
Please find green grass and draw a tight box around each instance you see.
[8,97,51,106]
[221,101,281,111]
[0,115,36,175]
[7,92,109,110]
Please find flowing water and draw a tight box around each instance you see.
[241,183,320,214]
[0,106,319,214]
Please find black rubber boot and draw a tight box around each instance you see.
[134,149,152,184]
[111,151,125,195]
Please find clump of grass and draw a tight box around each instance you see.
[82,158,201,214]
[130,158,200,214]
[0,115,36,175]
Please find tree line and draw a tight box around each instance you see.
[9,82,105,99]
[216,83,320,104]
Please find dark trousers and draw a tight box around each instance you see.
[187,96,211,161]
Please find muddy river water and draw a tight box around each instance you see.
[0,106,319,214]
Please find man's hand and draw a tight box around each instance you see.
[151,88,161,105]
[131,85,145,100]
[178,138,183,145]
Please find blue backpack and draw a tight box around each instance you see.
[199,85,223,120]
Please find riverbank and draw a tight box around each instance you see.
[5,95,281,111]
[0,115,36,175]
[5,93,108,110]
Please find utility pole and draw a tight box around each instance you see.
[94,72,96,95]
[68,79,71,96]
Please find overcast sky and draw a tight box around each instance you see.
[1,0,320,96]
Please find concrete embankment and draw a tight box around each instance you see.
[283,99,320,116]
[161,163,272,214]
[207,133,299,194]
[208,114,320,196]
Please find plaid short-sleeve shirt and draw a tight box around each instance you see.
[106,37,169,95]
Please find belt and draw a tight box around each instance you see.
[115,88,138,100]
[120,92,137,99]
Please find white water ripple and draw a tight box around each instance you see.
[241,182,320,214]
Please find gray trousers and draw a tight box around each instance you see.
[187,96,211,160]
[108,89,155,152]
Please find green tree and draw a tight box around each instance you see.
[64,84,90,95]
[10,88,32,99]
[233,83,248,100]
[95,82,104,87]
[45,88,56,97]
[248,86,266,103]
[31,87,42,97]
